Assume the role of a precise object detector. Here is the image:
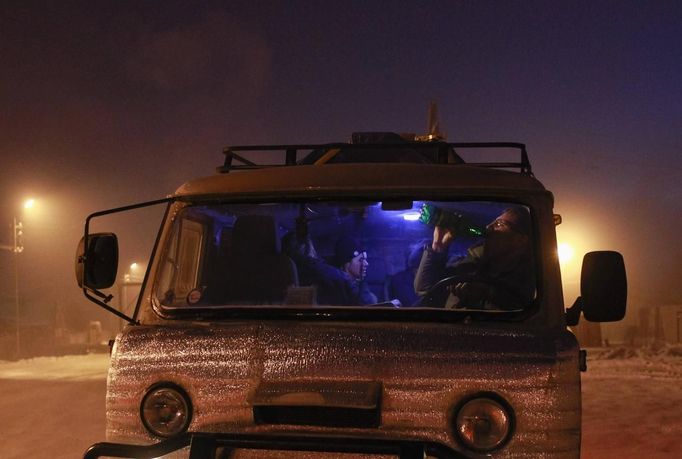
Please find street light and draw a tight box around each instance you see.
[0,198,37,359]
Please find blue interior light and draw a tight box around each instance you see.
[402,212,421,221]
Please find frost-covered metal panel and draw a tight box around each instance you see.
[107,322,580,458]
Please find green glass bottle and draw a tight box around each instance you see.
[418,204,484,237]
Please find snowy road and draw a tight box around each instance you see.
[1,349,680,458]
[581,348,682,458]
[0,354,108,459]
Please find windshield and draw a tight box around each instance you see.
[155,200,536,313]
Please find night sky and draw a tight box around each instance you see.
[1,1,680,331]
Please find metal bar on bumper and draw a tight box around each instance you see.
[83,432,471,459]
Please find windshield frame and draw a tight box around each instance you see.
[150,193,544,323]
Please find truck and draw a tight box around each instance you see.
[76,132,627,458]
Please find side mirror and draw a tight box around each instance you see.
[568,251,626,325]
[75,233,119,290]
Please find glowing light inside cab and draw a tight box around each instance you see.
[558,242,574,264]
[23,198,36,209]
[402,212,421,221]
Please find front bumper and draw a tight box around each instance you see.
[83,432,470,459]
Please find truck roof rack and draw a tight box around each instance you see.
[217,140,532,176]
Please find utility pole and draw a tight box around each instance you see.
[1,199,35,360]
[14,217,23,358]
[2,217,24,359]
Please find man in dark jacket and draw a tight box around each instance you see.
[414,206,535,310]
[283,233,377,306]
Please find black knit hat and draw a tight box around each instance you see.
[334,236,364,266]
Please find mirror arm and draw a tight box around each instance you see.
[89,287,114,303]
[565,296,583,327]
[79,197,173,324]
[84,288,139,325]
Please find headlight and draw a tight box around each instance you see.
[454,396,513,452]
[140,383,192,437]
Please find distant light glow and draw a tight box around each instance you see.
[402,212,420,221]
[23,198,35,209]
[127,262,144,283]
[558,242,574,264]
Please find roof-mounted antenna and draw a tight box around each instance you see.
[416,101,445,141]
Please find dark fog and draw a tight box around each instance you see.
[1,1,681,353]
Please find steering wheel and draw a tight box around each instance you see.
[412,273,525,309]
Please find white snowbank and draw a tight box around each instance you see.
[0,352,110,381]
[593,342,682,359]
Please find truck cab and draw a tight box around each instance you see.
[77,134,626,458]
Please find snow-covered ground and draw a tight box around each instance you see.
[581,344,682,458]
[1,346,681,458]
[0,353,109,459]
